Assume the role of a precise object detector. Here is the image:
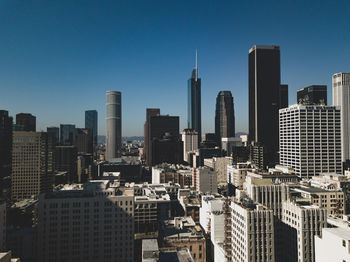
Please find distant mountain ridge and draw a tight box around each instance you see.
[98,135,144,144]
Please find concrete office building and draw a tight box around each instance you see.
[292,186,345,217]
[315,227,350,262]
[182,129,198,163]
[279,104,342,177]
[85,110,98,151]
[106,91,122,160]
[0,201,5,251]
[0,110,12,198]
[315,216,350,262]
[12,132,54,201]
[244,172,290,219]
[297,85,327,105]
[161,217,206,262]
[16,113,36,132]
[188,51,202,143]
[178,189,201,223]
[280,201,326,262]
[215,91,235,145]
[227,162,252,189]
[230,199,275,262]
[193,167,217,194]
[152,164,192,188]
[204,157,233,184]
[333,72,350,163]
[37,180,134,262]
[249,45,281,166]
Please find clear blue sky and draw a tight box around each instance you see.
[1,0,349,136]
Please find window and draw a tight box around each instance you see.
[343,240,346,247]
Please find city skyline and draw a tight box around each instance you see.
[1,1,349,136]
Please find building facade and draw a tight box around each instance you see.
[11,132,54,200]
[297,85,327,105]
[60,124,76,145]
[182,129,198,163]
[0,110,12,198]
[279,104,342,177]
[333,72,350,163]
[16,113,36,132]
[249,45,281,166]
[188,52,201,143]
[37,180,134,262]
[106,91,122,160]
[215,91,235,145]
[280,84,289,109]
[85,110,98,152]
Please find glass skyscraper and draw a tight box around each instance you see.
[215,91,235,144]
[249,45,281,166]
[85,110,98,151]
[187,52,201,143]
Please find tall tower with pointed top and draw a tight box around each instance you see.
[188,51,202,143]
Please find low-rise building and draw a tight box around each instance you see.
[280,201,327,262]
[152,164,192,188]
[204,157,233,185]
[178,189,201,223]
[160,217,206,262]
[227,162,252,189]
[0,251,20,262]
[192,167,217,194]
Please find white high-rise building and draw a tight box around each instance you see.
[182,129,198,163]
[106,91,122,160]
[333,72,350,163]
[279,104,342,178]
[37,180,134,262]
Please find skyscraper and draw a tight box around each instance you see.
[16,113,36,132]
[144,108,160,160]
[146,114,180,166]
[249,45,281,166]
[0,110,13,198]
[85,110,98,151]
[106,91,121,161]
[333,72,350,163]
[188,51,201,143]
[182,129,198,163]
[215,91,235,145]
[280,84,289,109]
[60,124,76,145]
[47,126,59,145]
[297,85,327,105]
[11,131,54,200]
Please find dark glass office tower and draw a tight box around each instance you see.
[47,127,59,145]
[146,114,180,166]
[144,108,160,161]
[215,91,235,145]
[249,45,281,167]
[188,52,201,143]
[60,124,76,145]
[280,84,289,109]
[85,110,98,152]
[16,113,36,131]
[0,110,13,198]
[297,85,327,105]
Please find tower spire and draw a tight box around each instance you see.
[195,49,198,81]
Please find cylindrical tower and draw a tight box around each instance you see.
[106,91,121,160]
